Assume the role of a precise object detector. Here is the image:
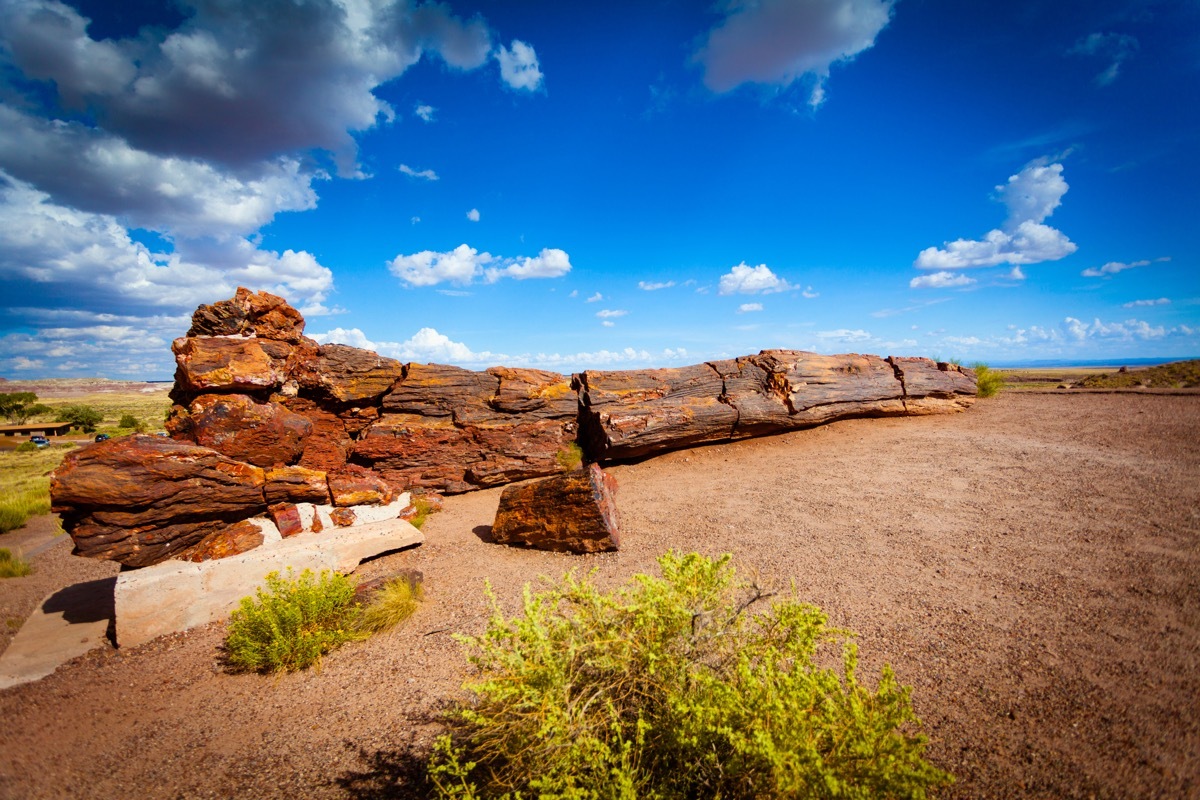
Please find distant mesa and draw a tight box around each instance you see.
[51,287,977,568]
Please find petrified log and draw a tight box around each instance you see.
[50,435,269,567]
[491,464,620,553]
[180,393,312,467]
[264,465,330,505]
[180,520,266,562]
[328,466,395,506]
[294,343,406,403]
[269,503,304,537]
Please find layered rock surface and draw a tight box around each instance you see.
[52,288,977,567]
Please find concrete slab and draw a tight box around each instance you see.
[0,577,115,691]
[114,519,423,648]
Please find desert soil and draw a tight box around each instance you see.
[0,391,1197,799]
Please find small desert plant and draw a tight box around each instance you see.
[407,496,442,530]
[0,548,33,578]
[555,441,584,472]
[225,568,365,673]
[356,576,423,634]
[428,551,952,799]
[974,363,1005,398]
[118,413,140,429]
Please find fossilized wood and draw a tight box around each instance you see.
[491,464,620,553]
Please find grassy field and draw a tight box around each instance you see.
[996,359,1200,391]
[0,444,72,533]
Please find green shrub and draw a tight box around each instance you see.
[0,548,33,578]
[974,363,1005,398]
[429,552,952,799]
[408,496,440,530]
[118,413,139,429]
[356,576,423,634]
[225,568,366,673]
[14,442,38,453]
[56,404,103,433]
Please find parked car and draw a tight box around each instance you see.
[94,433,110,442]
[29,435,49,447]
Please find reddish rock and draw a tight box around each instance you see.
[278,396,351,473]
[491,464,620,553]
[264,465,330,505]
[351,414,478,493]
[330,508,357,527]
[172,336,290,394]
[383,363,497,417]
[181,520,265,562]
[269,503,304,537]
[183,393,312,467]
[294,343,406,403]
[51,435,267,567]
[188,286,308,344]
[486,367,579,418]
[329,467,395,507]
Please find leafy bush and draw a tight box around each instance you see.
[56,404,104,433]
[429,552,952,799]
[0,548,33,578]
[118,413,140,429]
[356,576,423,634]
[973,363,1005,398]
[225,569,365,673]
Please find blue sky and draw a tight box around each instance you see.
[0,0,1197,379]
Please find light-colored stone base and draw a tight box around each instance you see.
[114,518,423,648]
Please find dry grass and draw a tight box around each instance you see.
[0,445,72,533]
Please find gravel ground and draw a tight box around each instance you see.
[0,391,1197,799]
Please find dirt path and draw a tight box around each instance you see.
[0,392,1197,799]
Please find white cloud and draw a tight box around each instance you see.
[309,327,376,350]
[815,329,873,344]
[414,104,436,122]
[909,271,977,289]
[399,164,439,181]
[1081,259,1149,278]
[718,263,794,295]
[802,286,819,298]
[1068,32,1138,86]
[496,40,544,91]
[1064,317,1170,342]
[1123,298,1170,308]
[601,320,615,328]
[586,292,603,302]
[411,216,420,224]
[485,248,571,282]
[596,309,628,319]
[389,244,571,287]
[1007,266,1026,281]
[914,161,1076,271]
[694,0,895,107]
[389,243,489,287]
[737,303,763,313]
[638,280,675,291]
[466,208,481,221]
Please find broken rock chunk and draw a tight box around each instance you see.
[491,464,620,553]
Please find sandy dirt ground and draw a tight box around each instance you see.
[0,391,1197,799]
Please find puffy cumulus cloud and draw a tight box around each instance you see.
[638,280,675,291]
[414,103,435,122]
[466,208,481,221]
[389,244,571,287]
[0,309,191,378]
[496,40,544,91]
[399,164,438,181]
[308,327,376,350]
[909,271,976,289]
[737,303,763,313]
[1063,317,1171,342]
[0,0,503,174]
[389,243,488,287]
[1123,298,1170,308]
[914,161,1076,271]
[595,309,628,319]
[1068,32,1138,86]
[694,0,895,106]
[718,263,794,295]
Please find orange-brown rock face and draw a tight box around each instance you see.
[491,464,620,553]
[264,465,330,505]
[188,286,307,343]
[51,435,268,567]
[183,393,312,467]
[180,520,266,562]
